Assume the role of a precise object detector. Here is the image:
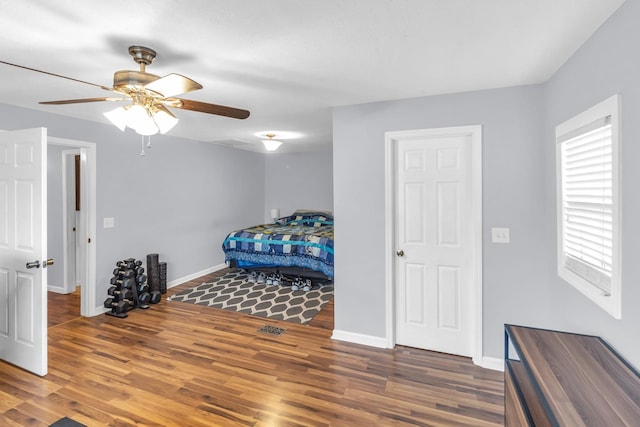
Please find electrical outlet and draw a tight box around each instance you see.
[491,227,510,244]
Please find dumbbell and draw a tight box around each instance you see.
[136,274,147,284]
[116,260,135,270]
[136,292,151,305]
[120,267,144,277]
[137,283,149,294]
[117,259,142,268]
[107,286,133,300]
[149,290,162,304]
[110,277,136,289]
[104,297,133,314]
[112,268,135,278]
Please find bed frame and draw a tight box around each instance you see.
[227,259,333,284]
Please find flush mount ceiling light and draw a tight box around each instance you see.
[262,134,283,151]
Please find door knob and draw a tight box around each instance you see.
[26,260,40,269]
[396,249,404,257]
[25,259,54,269]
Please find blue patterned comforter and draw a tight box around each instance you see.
[222,211,334,278]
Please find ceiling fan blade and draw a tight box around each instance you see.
[0,60,112,91]
[145,73,202,98]
[40,97,127,105]
[174,99,250,119]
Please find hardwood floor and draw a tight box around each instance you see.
[2,270,504,426]
[48,287,81,328]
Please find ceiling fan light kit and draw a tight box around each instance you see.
[104,100,179,136]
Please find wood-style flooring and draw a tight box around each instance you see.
[48,286,81,328]
[2,269,504,426]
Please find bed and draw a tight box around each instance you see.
[222,210,334,280]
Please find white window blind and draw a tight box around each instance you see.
[558,116,612,293]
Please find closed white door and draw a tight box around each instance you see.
[0,128,48,376]
[394,130,474,357]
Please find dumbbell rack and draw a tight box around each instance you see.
[105,258,160,318]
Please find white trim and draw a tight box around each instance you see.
[331,330,391,348]
[94,305,112,315]
[477,356,504,372]
[166,263,228,289]
[555,94,621,319]
[48,137,98,316]
[471,126,484,366]
[47,147,73,294]
[384,132,395,348]
[60,149,80,295]
[384,125,484,365]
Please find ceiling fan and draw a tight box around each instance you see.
[0,45,250,136]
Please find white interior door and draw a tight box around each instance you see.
[0,127,48,376]
[394,130,473,357]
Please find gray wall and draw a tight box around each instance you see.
[333,0,640,368]
[333,86,548,357]
[0,103,265,310]
[46,144,66,289]
[541,0,640,367]
[264,150,334,220]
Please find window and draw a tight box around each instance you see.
[556,94,621,319]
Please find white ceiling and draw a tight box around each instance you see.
[0,0,626,153]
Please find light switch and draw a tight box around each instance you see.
[491,227,510,244]
[103,217,115,228]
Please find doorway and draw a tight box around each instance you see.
[384,126,483,364]
[47,137,97,317]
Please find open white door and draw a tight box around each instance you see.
[0,128,48,376]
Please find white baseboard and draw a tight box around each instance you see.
[332,329,504,372]
[476,356,504,371]
[331,329,391,348]
[166,263,228,289]
[92,305,111,316]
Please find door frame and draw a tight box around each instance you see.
[61,149,81,293]
[46,149,81,295]
[48,136,97,317]
[384,125,483,365]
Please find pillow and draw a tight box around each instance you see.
[278,211,334,227]
[293,209,333,217]
[297,215,333,227]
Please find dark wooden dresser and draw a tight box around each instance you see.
[504,324,640,426]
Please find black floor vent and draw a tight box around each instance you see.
[258,325,286,336]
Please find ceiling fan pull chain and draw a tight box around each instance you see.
[146,135,152,148]
[140,135,145,156]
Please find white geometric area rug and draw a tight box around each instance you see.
[167,269,333,324]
